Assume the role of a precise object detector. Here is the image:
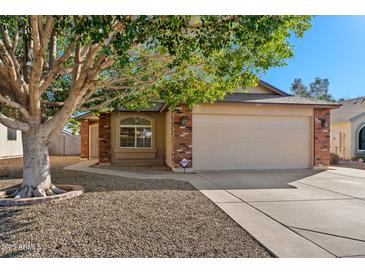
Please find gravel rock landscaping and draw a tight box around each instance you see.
[0,157,271,258]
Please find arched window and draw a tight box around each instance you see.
[359,126,365,151]
[120,117,152,148]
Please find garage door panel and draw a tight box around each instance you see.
[194,155,252,170]
[194,115,309,129]
[196,128,307,143]
[195,140,308,156]
[193,114,311,170]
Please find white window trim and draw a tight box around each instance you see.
[358,125,365,152]
[120,117,153,149]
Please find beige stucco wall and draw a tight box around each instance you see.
[330,121,352,160]
[350,115,365,158]
[234,84,276,95]
[0,124,23,158]
[331,116,365,160]
[246,84,276,94]
[165,110,172,167]
[111,112,166,161]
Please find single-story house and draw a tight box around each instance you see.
[331,96,365,160]
[0,123,23,159]
[77,80,340,171]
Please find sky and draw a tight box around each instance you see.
[262,15,365,100]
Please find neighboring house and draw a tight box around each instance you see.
[0,124,80,159]
[77,80,340,171]
[331,97,365,160]
[48,129,81,156]
[0,123,23,159]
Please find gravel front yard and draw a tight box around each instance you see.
[0,157,271,258]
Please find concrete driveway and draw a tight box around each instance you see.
[197,167,365,258]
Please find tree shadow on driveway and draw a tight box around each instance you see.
[197,169,325,190]
[50,169,197,193]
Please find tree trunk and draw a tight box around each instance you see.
[7,132,64,198]
[22,133,52,194]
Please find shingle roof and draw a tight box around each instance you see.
[76,81,341,121]
[116,101,166,112]
[331,96,365,122]
[218,93,341,107]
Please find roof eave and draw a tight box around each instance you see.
[258,80,289,96]
[74,112,99,121]
[215,100,342,108]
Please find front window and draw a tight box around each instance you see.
[120,117,152,148]
[7,127,17,141]
[359,126,365,151]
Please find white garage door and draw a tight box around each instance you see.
[193,115,311,170]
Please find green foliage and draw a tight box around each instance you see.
[65,117,80,135]
[0,104,20,120]
[1,16,312,114]
[290,78,309,97]
[352,156,365,162]
[330,153,340,165]
[290,77,334,102]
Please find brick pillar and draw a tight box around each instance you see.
[99,113,112,164]
[80,120,89,158]
[171,105,192,169]
[314,108,331,167]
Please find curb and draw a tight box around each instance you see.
[0,185,84,206]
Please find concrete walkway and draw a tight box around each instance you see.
[65,160,365,258]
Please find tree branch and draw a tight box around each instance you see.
[80,92,130,111]
[31,16,41,52]
[0,112,29,131]
[48,31,57,70]
[0,39,24,95]
[29,16,45,122]
[40,43,74,93]
[41,16,54,53]
[40,99,64,106]
[71,43,82,87]
[0,94,31,121]
[41,20,126,142]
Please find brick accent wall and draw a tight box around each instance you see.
[99,113,112,164]
[80,120,89,158]
[314,108,331,167]
[171,105,192,168]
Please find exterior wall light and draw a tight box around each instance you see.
[320,118,329,128]
[181,116,188,126]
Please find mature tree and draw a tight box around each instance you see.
[290,78,309,97]
[290,77,334,101]
[0,16,311,198]
[309,78,333,101]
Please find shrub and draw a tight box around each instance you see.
[352,156,365,162]
[330,153,340,165]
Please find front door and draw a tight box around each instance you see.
[89,124,99,159]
